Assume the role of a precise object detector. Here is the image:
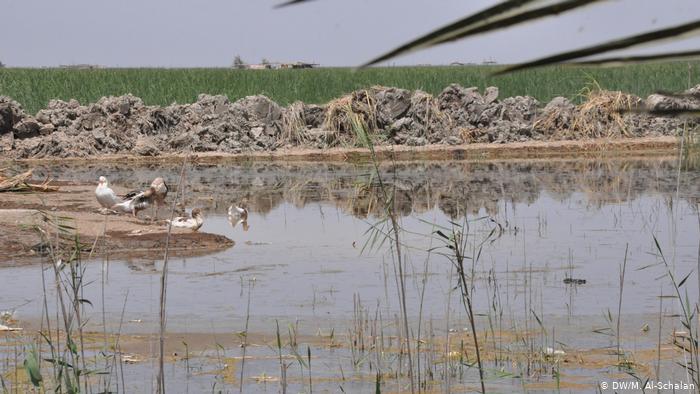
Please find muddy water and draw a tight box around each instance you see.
[2,157,700,392]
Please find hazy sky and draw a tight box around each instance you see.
[2,0,700,67]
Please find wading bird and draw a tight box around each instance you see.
[228,204,249,231]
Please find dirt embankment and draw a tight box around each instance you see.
[0,182,234,265]
[0,84,697,159]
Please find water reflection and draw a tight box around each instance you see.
[17,158,700,220]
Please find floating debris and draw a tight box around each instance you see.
[122,354,143,364]
[563,277,586,285]
[0,169,58,192]
[544,347,566,357]
[250,373,278,383]
[244,241,271,246]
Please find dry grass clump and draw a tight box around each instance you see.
[534,87,642,139]
[281,101,309,144]
[323,90,380,146]
[409,90,451,139]
[533,106,573,138]
[409,90,440,118]
[458,126,480,143]
[572,89,642,138]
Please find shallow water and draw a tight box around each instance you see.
[2,157,700,392]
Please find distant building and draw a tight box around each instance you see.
[247,64,272,70]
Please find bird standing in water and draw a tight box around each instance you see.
[228,204,249,231]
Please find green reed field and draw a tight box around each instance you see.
[1,62,698,114]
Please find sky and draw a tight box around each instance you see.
[2,0,700,67]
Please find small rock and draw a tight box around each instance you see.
[0,98,25,134]
[39,123,55,135]
[302,104,326,128]
[13,118,41,139]
[444,136,463,145]
[406,136,428,146]
[118,102,131,115]
[250,126,264,139]
[375,87,412,126]
[389,118,413,134]
[646,92,700,112]
[133,137,160,156]
[0,132,13,151]
[170,132,195,149]
[91,128,106,141]
[484,86,499,104]
[235,95,282,122]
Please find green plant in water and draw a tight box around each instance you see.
[352,112,415,393]
[23,346,42,388]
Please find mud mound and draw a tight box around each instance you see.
[2,84,698,159]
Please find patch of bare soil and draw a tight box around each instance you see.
[0,183,233,265]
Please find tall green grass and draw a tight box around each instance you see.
[0,62,698,114]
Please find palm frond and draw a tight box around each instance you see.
[276,0,700,75]
[429,0,606,48]
[573,49,700,66]
[361,0,550,67]
[497,19,700,74]
[274,0,316,8]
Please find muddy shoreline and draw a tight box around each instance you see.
[0,183,234,265]
[2,136,682,165]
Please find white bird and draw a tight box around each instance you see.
[228,205,248,220]
[228,204,250,231]
[167,208,204,231]
[112,187,155,217]
[95,176,122,212]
